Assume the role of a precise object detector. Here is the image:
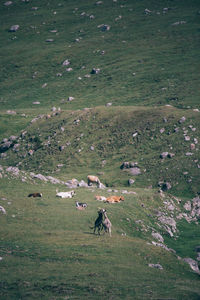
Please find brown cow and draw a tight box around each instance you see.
[87,175,101,188]
[106,196,125,203]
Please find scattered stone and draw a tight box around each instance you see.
[172,21,186,26]
[179,116,186,124]
[4,1,12,5]
[160,152,168,159]
[185,152,193,156]
[128,179,135,186]
[66,67,73,72]
[152,232,164,243]
[132,132,138,137]
[129,167,141,176]
[148,263,163,270]
[91,68,100,74]
[9,25,19,32]
[62,59,70,66]
[184,201,191,211]
[99,24,110,31]
[184,136,190,141]
[160,128,165,133]
[0,206,6,214]
[7,110,16,115]
[42,83,47,88]
[68,96,74,101]
[183,258,200,274]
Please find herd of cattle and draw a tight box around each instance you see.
[27,175,125,236]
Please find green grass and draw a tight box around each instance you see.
[0,0,200,298]
[0,179,200,299]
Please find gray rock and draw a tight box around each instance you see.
[184,201,191,211]
[91,68,100,74]
[183,258,200,274]
[78,180,88,188]
[128,179,135,186]
[152,232,164,243]
[160,152,168,159]
[179,116,186,123]
[10,25,19,32]
[129,167,141,175]
[148,263,163,270]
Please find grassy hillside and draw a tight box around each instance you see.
[0,178,200,299]
[1,0,200,110]
[0,0,200,299]
[1,105,199,197]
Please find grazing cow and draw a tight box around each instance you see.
[106,196,125,203]
[87,175,101,188]
[102,210,112,237]
[28,193,42,198]
[75,201,87,210]
[56,190,76,198]
[95,195,107,201]
[90,208,105,235]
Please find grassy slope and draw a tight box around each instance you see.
[0,179,200,299]
[0,0,200,299]
[0,0,200,110]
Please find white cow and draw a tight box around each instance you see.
[56,190,76,198]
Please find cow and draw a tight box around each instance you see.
[75,201,87,209]
[95,195,107,201]
[106,196,125,203]
[56,190,76,198]
[90,208,105,235]
[28,193,42,198]
[87,175,101,188]
[102,210,112,237]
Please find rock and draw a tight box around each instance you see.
[62,59,70,66]
[160,182,171,191]
[9,25,19,32]
[132,132,138,138]
[129,167,141,176]
[30,173,48,182]
[4,1,12,5]
[120,162,130,169]
[172,21,186,26]
[0,206,6,214]
[6,166,20,176]
[68,96,74,101]
[78,180,88,187]
[179,116,186,124]
[152,232,164,243]
[46,39,54,42]
[33,101,40,105]
[184,201,191,211]
[184,136,190,141]
[158,216,176,236]
[128,179,135,186]
[185,152,193,156]
[100,24,110,31]
[160,152,168,159]
[148,264,163,270]
[106,103,112,107]
[7,110,16,115]
[46,176,63,184]
[160,128,165,133]
[183,258,200,274]
[91,68,100,74]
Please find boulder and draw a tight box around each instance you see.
[9,25,19,32]
[183,258,200,274]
